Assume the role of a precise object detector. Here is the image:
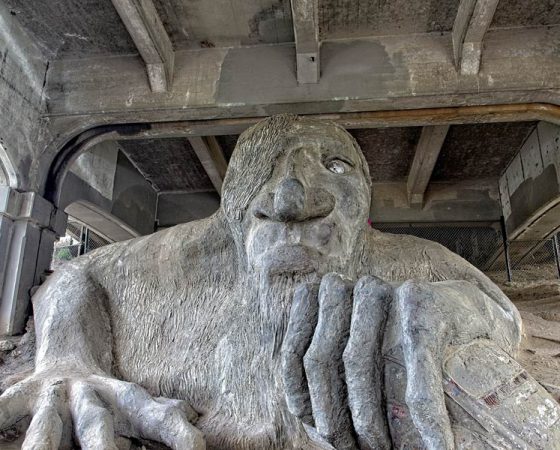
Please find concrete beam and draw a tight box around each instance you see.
[111,0,174,92]
[291,0,320,84]
[40,103,560,205]
[407,125,450,206]
[65,201,140,242]
[452,0,500,75]
[187,136,228,194]
[372,179,501,223]
[46,26,560,123]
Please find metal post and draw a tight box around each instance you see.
[500,216,512,282]
[553,234,560,279]
[78,225,87,256]
[83,227,90,254]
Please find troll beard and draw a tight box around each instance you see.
[203,270,319,449]
[205,243,362,449]
[253,269,319,357]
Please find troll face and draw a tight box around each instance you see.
[222,116,371,278]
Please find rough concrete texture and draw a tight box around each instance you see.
[0,318,35,392]
[119,139,214,192]
[319,0,460,39]
[370,179,501,223]
[1,0,558,200]
[44,25,560,127]
[0,3,49,191]
[1,116,559,449]
[69,140,119,201]
[125,122,536,197]
[153,0,293,49]
[5,284,560,448]
[110,151,157,236]
[37,23,560,200]
[4,0,560,59]
[499,281,560,401]
[0,187,66,335]
[214,135,239,162]
[60,142,157,237]
[491,0,560,28]
[3,0,136,58]
[500,122,560,240]
[350,128,421,182]
[432,122,537,181]
[156,192,220,228]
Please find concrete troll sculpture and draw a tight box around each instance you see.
[1,115,559,450]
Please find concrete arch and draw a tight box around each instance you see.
[55,138,156,239]
[64,200,140,243]
[0,142,19,188]
[39,102,560,206]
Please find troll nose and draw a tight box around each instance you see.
[273,178,305,221]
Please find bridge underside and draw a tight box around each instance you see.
[0,0,559,333]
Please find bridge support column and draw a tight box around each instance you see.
[0,186,67,335]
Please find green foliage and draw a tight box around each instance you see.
[54,247,73,261]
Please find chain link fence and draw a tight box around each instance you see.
[51,218,560,282]
[51,219,111,269]
[498,239,560,283]
[373,222,560,284]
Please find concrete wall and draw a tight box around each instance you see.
[59,141,157,238]
[500,122,560,240]
[156,191,220,229]
[69,142,119,200]
[60,141,118,212]
[0,186,66,334]
[0,7,60,333]
[112,150,157,236]
[0,4,49,191]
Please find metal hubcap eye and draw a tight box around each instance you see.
[325,159,348,174]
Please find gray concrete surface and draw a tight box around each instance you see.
[60,140,157,237]
[2,116,558,449]
[0,3,49,192]
[500,122,560,240]
[0,187,66,335]
[0,0,559,356]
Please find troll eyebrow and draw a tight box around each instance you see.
[283,136,358,166]
[319,143,358,163]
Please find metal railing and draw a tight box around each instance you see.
[373,221,560,284]
[52,218,560,282]
[51,220,110,268]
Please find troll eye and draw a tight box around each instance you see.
[325,158,351,174]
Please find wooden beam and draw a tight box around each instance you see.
[188,136,228,194]
[452,0,500,75]
[291,0,319,84]
[111,0,174,92]
[407,125,450,206]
